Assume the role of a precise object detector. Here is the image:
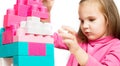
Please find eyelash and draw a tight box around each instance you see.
[89,19,95,22]
[79,18,95,24]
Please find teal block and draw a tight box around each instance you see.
[13,56,54,66]
[0,42,55,58]
[0,28,5,46]
[0,42,28,57]
[46,43,54,56]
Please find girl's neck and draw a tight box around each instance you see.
[89,36,114,44]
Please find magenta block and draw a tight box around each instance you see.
[39,6,49,19]
[28,5,49,18]
[27,0,42,6]
[28,42,46,56]
[14,4,29,17]
[16,0,27,5]
[2,27,14,44]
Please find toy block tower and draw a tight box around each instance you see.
[0,0,54,66]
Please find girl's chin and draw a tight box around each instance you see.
[87,36,97,40]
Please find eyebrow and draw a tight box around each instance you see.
[87,16,96,19]
[79,16,96,20]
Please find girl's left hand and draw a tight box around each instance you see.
[58,26,88,66]
[42,0,54,12]
[58,26,80,54]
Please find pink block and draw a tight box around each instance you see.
[3,14,27,27]
[2,27,14,44]
[28,42,46,56]
[13,28,54,43]
[14,4,30,17]
[6,9,15,15]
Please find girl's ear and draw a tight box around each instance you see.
[103,14,108,26]
[104,14,110,35]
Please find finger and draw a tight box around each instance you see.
[58,28,76,40]
[63,39,72,47]
[59,32,75,40]
[62,25,76,35]
[58,28,68,34]
[63,39,73,44]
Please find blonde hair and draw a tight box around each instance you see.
[78,0,120,42]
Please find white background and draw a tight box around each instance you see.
[0,0,120,66]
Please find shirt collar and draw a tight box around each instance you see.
[88,36,114,46]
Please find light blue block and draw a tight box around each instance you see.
[0,28,5,46]
[0,42,55,66]
[46,43,54,56]
[0,42,55,57]
[0,42,28,57]
[13,56,54,66]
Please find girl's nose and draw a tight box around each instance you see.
[82,22,89,29]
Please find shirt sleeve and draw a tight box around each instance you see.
[86,44,120,66]
[53,32,68,50]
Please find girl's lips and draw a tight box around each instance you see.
[84,32,91,36]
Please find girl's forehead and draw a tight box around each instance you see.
[79,3,100,13]
[80,1,100,7]
[79,2,103,19]
[79,1,102,13]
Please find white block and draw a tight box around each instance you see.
[26,22,52,35]
[27,16,40,23]
[20,21,27,28]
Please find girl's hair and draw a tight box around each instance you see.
[78,0,120,42]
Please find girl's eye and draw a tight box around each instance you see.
[89,19,95,22]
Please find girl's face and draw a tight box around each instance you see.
[79,2,108,40]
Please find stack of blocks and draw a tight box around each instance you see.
[0,0,54,66]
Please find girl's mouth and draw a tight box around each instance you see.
[84,32,91,36]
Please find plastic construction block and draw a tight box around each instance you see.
[20,17,52,35]
[2,27,14,44]
[2,26,53,44]
[0,28,5,46]
[27,5,49,19]
[0,42,28,58]
[13,28,54,43]
[25,19,52,35]
[46,43,54,56]
[37,6,49,19]
[14,4,29,17]
[3,10,27,27]
[27,16,40,22]
[0,41,54,58]
[28,42,46,56]
[16,0,27,5]
[28,43,54,56]
[27,0,42,6]
[13,55,54,66]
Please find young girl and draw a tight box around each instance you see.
[2,0,120,66]
[53,0,120,66]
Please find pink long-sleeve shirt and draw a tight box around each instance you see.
[54,33,120,66]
